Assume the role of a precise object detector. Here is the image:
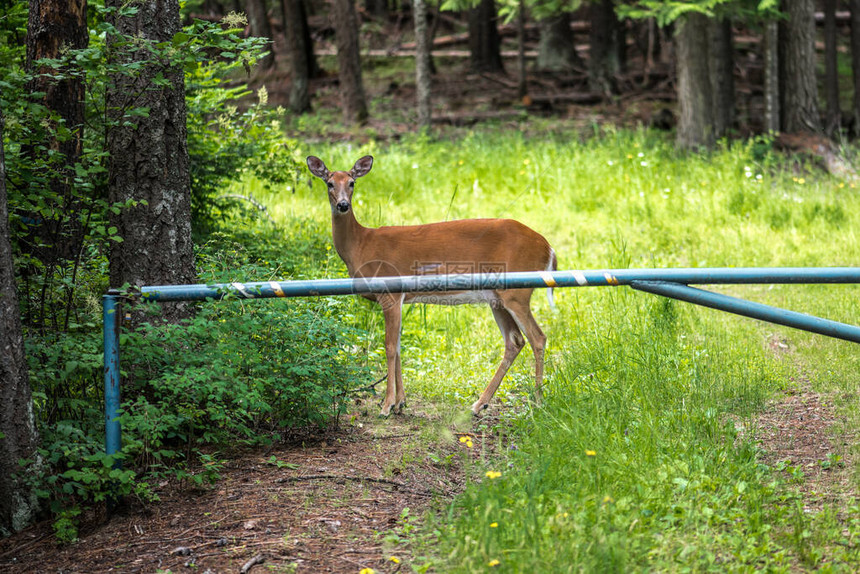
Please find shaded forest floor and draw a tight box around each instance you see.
[0,396,479,573]
[239,9,793,143]
[257,53,687,141]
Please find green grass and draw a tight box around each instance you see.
[240,125,860,571]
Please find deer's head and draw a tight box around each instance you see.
[307,155,373,216]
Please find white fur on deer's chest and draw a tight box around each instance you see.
[406,290,499,306]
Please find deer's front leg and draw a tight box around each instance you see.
[380,295,404,416]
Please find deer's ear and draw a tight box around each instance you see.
[350,155,374,178]
[307,156,330,180]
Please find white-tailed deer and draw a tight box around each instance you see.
[307,155,556,415]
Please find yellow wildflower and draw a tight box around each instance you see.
[485,470,502,479]
[585,450,596,457]
[488,559,500,567]
[360,569,375,574]
[490,522,498,528]
[459,436,473,448]
[389,556,401,563]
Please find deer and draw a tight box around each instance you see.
[307,155,557,416]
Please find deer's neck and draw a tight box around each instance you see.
[331,212,368,275]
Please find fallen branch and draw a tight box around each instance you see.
[526,92,605,106]
[240,553,266,573]
[315,48,538,59]
[0,534,49,560]
[432,110,527,126]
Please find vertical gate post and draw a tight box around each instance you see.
[103,291,121,466]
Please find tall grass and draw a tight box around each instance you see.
[245,125,860,570]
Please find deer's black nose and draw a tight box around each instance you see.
[337,201,350,213]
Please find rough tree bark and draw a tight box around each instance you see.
[332,0,369,123]
[24,0,88,269]
[413,0,431,129]
[676,12,715,149]
[708,16,735,138]
[764,19,780,132]
[824,0,840,134]
[589,0,619,95]
[282,0,318,112]
[537,11,582,72]
[246,0,275,70]
[468,0,504,73]
[781,0,822,133]
[106,0,196,320]
[0,103,40,538]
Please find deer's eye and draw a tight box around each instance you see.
[349,181,354,188]
[327,181,334,188]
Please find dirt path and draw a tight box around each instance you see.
[754,338,856,514]
[0,400,477,573]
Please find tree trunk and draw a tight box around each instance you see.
[427,3,440,75]
[537,12,582,72]
[676,12,714,149]
[106,0,196,321]
[332,0,369,123]
[614,12,627,74]
[364,0,388,19]
[246,0,275,70]
[589,0,619,95]
[782,0,822,133]
[0,103,40,538]
[516,0,527,98]
[709,17,735,138]
[413,0,431,129]
[824,0,840,134]
[468,0,504,73]
[283,0,317,112]
[23,0,88,273]
[852,0,860,132]
[764,19,780,132]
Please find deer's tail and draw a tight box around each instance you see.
[546,248,558,311]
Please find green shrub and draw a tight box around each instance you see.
[22,214,367,540]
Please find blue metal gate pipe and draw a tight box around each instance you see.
[103,292,121,463]
[104,267,860,463]
[630,281,860,344]
[138,267,860,302]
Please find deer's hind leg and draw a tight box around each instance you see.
[471,304,526,414]
[498,289,546,405]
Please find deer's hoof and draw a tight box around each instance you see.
[470,402,489,416]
